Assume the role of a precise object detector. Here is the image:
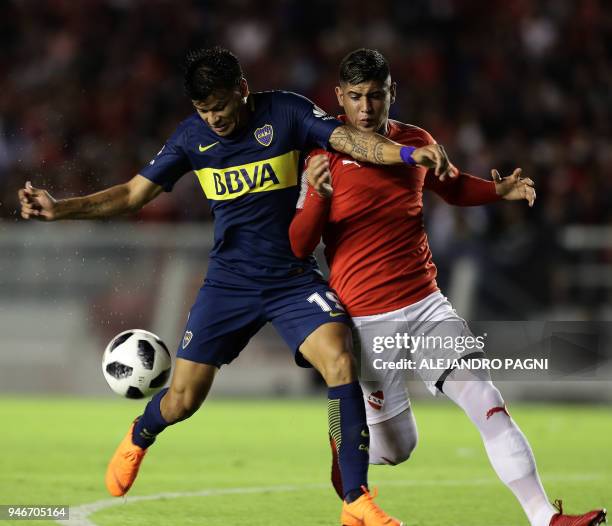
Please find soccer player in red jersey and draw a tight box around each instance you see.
[289,49,606,526]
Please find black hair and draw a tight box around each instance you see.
[339,48,390,85]
[184,46,243,101]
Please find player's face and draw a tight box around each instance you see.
[335,77,396,133]
[193,78,249,137]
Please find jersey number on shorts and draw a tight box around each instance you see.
[307,292,346,314]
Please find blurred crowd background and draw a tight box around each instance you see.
[1,0,611,344]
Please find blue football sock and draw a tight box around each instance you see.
[328,381,369,501]
[132,388,169,448]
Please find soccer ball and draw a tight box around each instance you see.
[102,329,172,399]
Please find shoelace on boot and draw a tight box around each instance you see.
[359,486,392,521]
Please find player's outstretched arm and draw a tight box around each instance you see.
[18,174,163,221]
[329,124,458,179]
[425,167,536,207]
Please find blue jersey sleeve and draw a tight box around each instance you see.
[278,91,342,150]
[140,123,192,192]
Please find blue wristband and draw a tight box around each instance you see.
[400,146,417,166]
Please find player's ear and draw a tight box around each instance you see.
[239,78,249,99]
[390,81,397,105]
[335,86,344,108]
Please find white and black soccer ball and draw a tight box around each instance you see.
[102,329,172,399]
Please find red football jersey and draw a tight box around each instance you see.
[290,119,500,316]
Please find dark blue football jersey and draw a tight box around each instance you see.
[140,91,341,280]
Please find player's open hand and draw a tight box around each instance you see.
[491,168,536,207]
[412,144,458,181]
[18,181,58,220]
[306,154,333,198]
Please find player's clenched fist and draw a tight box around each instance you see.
[18,181,58,220]
[306,154,333,198]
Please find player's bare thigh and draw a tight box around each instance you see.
[160,357,217,423]
[299,322,356,387]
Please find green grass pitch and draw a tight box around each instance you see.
[1,397,610,525]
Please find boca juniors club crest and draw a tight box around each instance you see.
[182,330,193,349]
[367,390,384,411]
[254,124,273,147]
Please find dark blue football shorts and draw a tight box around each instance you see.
[176,270,351,368]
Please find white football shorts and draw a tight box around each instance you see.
[352,291,484,424]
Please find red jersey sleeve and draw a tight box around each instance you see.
[424,170,501,205]
[289,151,331,259]
[418,128,500,205]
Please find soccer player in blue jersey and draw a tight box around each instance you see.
[19,46,455,525]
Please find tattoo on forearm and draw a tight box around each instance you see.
[74,186,129,218]
[330,127,367,159]
[81,197,101,214]
[374,142,385,164]
[330,125,390,164]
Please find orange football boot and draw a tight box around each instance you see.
[105,420,148,497]
[549,500,607,526]
[341,486,404,526]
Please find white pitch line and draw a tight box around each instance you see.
[60,484,325,526]
[58,473,605,526]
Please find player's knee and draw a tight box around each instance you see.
[374,437,418,466]
[300,322,355,385]
[369,409,419,465]
[319,350,355,386]
[474,381,506,415]
[162,389,204,423]
[395,432,418,464]
[450,379,508,430]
